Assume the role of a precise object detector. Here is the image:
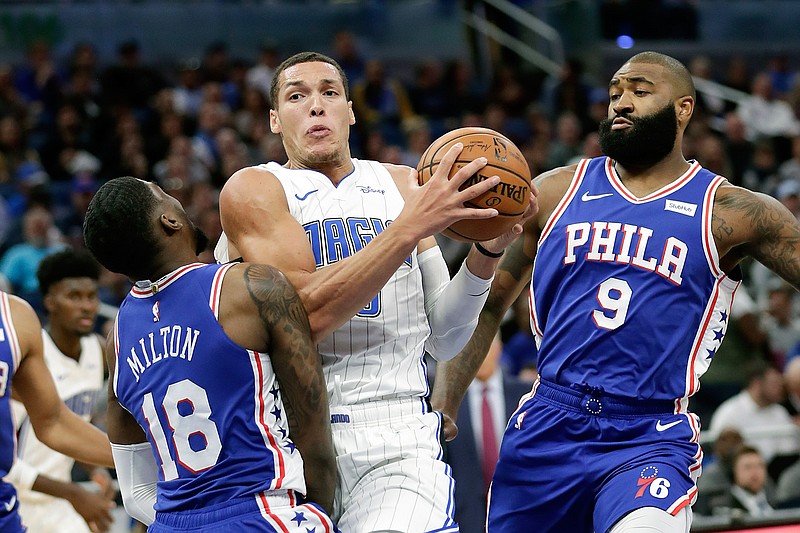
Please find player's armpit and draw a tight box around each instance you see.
[242,264,336,515]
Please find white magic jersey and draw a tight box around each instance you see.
[216,159,430,407]
[11,331,104,505]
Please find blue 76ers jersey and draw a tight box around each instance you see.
[531,157,740,412]
[113,264,305,513]
[0,292,21,478]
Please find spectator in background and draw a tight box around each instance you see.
[445,335,531,533]
[0,116,41,184]
[0,205,65,308]
[742,139,780,193]
[719,446,776,517]
[778,135,800,183]
[736,73,800,155]
[708,362,799,466]
[171,58,204,119]
[331,30,366,84]
[722,111,754,186]
[12,40,62,127]
[760,284,800,369]
[541,58,596,135]
[246,43,279,102]
[546,111,583,168]
[775,454,800,509]
[694,427,745,516]
[351,58,417,147]
[100,39,167,122]
[38,102,99,181]
[54,172,98,249]
[7,248,115,533]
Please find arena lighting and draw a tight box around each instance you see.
[616,35,635,49]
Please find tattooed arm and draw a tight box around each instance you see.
[430,235,535,440]
[238,264,335,514]
[429,165,570,441]
[713,184,800,287]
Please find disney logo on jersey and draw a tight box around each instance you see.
[565,221,687,285]
[356,185,385,195]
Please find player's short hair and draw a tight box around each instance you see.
[626,51,696,100]
[270,51,349,109]
[84,176,158,279]
[37,248,100,297]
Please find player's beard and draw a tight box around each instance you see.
[599,102,678,170]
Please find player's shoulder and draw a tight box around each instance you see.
[534,162,582,221]
[220,164,282,200]
[380,161,416,196]
[4,293,42,359]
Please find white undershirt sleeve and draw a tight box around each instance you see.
[420,246,493,361]
[111,442,158,526]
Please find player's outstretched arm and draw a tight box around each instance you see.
[104,330,158,526]
[713,185,800,287]
[241,264,336,515]
[430,233,535,440]
[10,295,114,468]
[220,144,504,342]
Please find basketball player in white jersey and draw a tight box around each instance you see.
[216,52,534,532]
[7,249,115,533]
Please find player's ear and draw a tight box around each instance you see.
[42,293,55,314]
[348,101,356,126]
[269,109,281,134]
[159,212,182,234]
[677,96,694,124]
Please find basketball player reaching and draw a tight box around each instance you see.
[215,51,534,532]
[7,249,115,533]
[0,290,113,532]
[431,51,800,533]
[84,177,338,532]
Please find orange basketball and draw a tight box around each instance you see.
[416,127,531,242]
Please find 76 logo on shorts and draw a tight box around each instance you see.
[635,466,670,499]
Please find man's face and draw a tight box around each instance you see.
[733,452,767,494]
[269,61,355,168]
[45,278,99,336]
[599,62,680,169]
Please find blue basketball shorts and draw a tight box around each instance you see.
[149,490,339,533]
[0,482,24,532]
[487,380,702,533]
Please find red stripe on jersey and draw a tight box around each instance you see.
[539,159,589,244]
[130,263,204,297]
[0,293,20,369]
[669,487,697,515]
[606,159,702,203]
[701,176,726,278]
[305,503,333,533]
[252,352,286,488]
[686,282,721,396]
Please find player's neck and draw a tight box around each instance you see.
[286,157,354,186]
[47,324,82,361]
[615,152,691,195]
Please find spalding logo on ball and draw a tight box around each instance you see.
[417,127,532,242]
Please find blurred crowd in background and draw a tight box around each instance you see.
[1,21,800,522]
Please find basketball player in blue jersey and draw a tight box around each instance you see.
[0,290,113,532]
[216,52,533,532]
[432,51,800,533]
[83,176,337,532]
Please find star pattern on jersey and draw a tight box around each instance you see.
[285,441,296,454]
[271,406,282,421]
[292,511,308,526]
[278,427,287,439]
[306,528,316,533]
[706,311,729,360]
[269,386,280,401]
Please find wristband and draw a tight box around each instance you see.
[474,242,504,258]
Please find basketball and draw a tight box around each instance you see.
[416,127,531,242]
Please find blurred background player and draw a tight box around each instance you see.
[0,289,113,532]
[83,176,337,531]
[7,248,115,532]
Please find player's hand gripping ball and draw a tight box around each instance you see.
[417,127,532,242]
